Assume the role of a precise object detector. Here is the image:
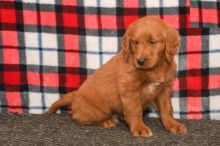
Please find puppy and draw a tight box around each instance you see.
[46,16,187,137]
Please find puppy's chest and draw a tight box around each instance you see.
[140,71,167,96]
[148,81,161,93]
[141,81,162,97]
[140,81,162,109]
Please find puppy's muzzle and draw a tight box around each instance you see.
[136,58,146,66]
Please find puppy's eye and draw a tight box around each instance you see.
[149,40,157,45]
[133,40,139,45]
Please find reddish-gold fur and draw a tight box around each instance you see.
[46,16,187,137]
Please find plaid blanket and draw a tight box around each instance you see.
[0,0,220,120]
[190,0,220,27]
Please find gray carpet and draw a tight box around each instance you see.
[0,113,219,146]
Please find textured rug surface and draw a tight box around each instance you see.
[0,113,220,146]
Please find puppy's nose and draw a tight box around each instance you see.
[136,58,146,66]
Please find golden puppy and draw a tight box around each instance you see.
[46,16,187,137]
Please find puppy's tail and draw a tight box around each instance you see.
[44,91,75,114]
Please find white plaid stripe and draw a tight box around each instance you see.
[100,0,116,8]
[86,36,99,52]
[26,49,40,65]
[86,54,100,69]
[22,0,57,4]
[209,34,220,50]
[42,50,58,66]
[29,92,43,114]
[38,0,55,4]
[44,93,60,111]
[41,33,58,49]
[102,37,118,53]
[209,53,220,68]
[209,95,220,120]
[25,32,39,48]
[163,0,180,7]
[22,0,37,3]
[145,0,180,8]
[84,0,98,7]
[85,36,118,69]
[172,97,181,119]
[148,108,159,118]
[209,34,220,68]
[145,0,160,8]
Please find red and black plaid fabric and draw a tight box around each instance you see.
[0,0,220,120]
[174,28,220,119]
[190,0,220,27]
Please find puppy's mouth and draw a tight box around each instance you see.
[134,61,155,70]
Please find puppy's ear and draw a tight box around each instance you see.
[121,32,130,62]
[165,28,180,63]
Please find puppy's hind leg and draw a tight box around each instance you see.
[44,91,75,114]
[97,115,120,128]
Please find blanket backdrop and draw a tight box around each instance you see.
[190,0,220,27]
[0,0,220,120]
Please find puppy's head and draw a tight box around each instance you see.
[121,16,180,70]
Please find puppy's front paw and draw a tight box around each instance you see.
[131,123,153,137]
[165,122,187,134]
